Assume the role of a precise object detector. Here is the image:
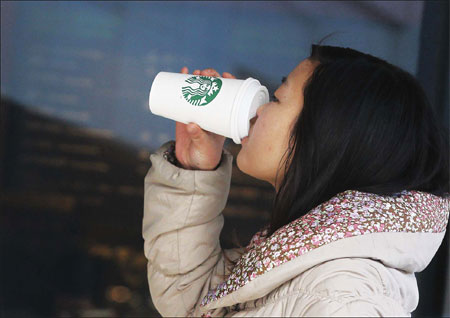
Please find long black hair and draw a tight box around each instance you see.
[268,43,450,237]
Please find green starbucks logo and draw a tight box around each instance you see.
[182,76,222,106]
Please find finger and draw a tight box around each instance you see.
[181,66,188,74]
[222,72,236,79]
[186,122,200,132]
[193,69,201,75]
[186,123,203,139]
[201,68,220,77]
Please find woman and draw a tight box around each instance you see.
[143,44,449,317]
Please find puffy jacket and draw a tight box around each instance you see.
[143,140,449,317]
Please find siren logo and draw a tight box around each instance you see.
[182,76,222,106]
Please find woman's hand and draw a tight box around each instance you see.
[175,67,236,170]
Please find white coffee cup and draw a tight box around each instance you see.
[148,72,269,144]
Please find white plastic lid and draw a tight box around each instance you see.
[231,78,269,144]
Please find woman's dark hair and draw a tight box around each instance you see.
[267,41,450,237]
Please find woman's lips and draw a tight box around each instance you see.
[243,130,252,142]
[243,123,255,143]
[248,125,254,136]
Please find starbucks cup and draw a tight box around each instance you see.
[148,72,269,144]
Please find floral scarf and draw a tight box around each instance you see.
[200,189,449,310]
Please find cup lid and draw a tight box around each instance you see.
[231,78,269,144]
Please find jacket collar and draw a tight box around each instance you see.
[200,189,449,311]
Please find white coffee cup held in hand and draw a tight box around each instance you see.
[149,71,269,144]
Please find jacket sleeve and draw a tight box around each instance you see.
[142,140,244,317]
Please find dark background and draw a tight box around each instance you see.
[1,1,448,317]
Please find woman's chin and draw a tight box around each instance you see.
[236,149,248,174]
[236,150,255,178]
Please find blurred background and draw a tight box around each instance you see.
[1,1,448,317]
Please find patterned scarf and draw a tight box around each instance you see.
[201,189,449,309]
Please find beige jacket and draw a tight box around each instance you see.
[143,140,449,317]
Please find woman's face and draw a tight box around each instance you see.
[236,58,319,191]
